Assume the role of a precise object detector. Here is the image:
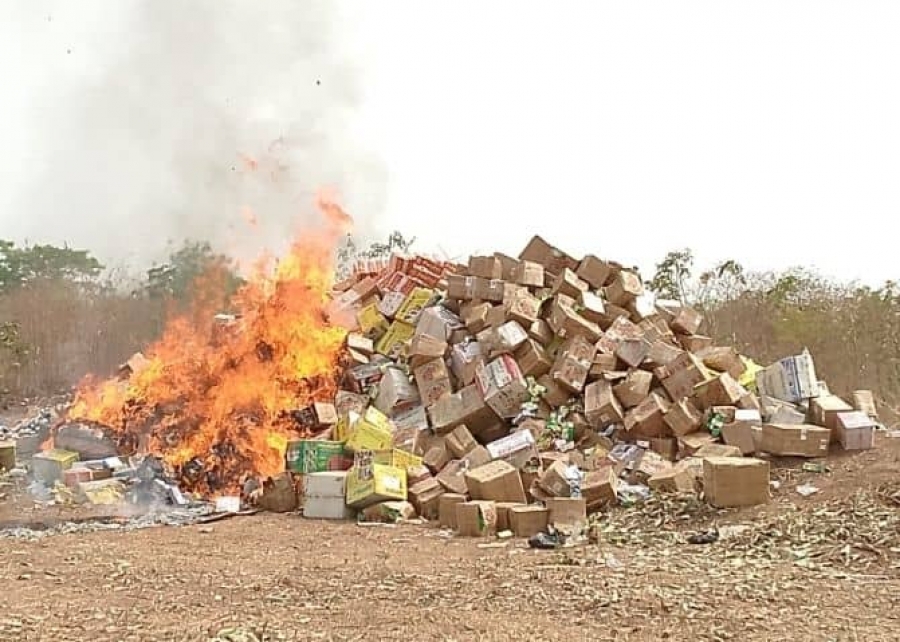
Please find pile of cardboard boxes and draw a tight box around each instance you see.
[290,236,881,535]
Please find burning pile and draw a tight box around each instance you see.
[63,200,354,495]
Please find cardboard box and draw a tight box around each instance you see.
[678,334,714,353]
[583,467,618,511]
[493,502,524,531]
[463,302,492,333]
[345,464,408,509]
[303,472,354,520]
[584,379,625,429]
[436,459,469,495]
[834,411,876,450]
[359,500,416,523]
[0,441,16,472]
[31,449,79,484]
[423,441,451,473]
[518,235,576,274]
[624,393,669,439]
[809,394,854,440]
[375,321,416,359]
[514,260,545,287]
[755,351,820,403]
[537,460,575,497]
[475,355,529,419]
[615,338,651,369]
[694,443,743,459]
[693,373,744,410]
[596,316,642,356]
[677,432,717,457]
[357,304,390,338]
[551,335,597,393]
[698,346,746,379]
[509,506,549,537]
[721,409,761,455]
[605,270,643,305]
[493,253,519,281]
[439,493,467,528]
[589,353,619,378]
[646,341,685,368]
[334,390,369,418]
[449,341,484,387]
[344,410,395,454]
[514,339,553,378]
[650,437,678,461]
[465,460,528,503]
[576,255,611,289]
[471,278,506,303]
[760,424,830,458]
[416,306,464,341]
[852,390,878,418]
[544,497,587,525]
[486,430,539,470]
[528,319,555,345]
[703,457,769,508]
[373,449,424,471]
[456,501,498,537]
[286,440,350,474]
[545,297,602,343]
[613,370,653,408]
[378,291,406,319]
[663,399,703,437]
[551,268,589,299]
[447,275,476,300]
[480,321,529,357]
[658,352,708,400]
[396,287,436,325]
[414,358,453,407]
[648,467,696,494]
[374,367,421,415]
[428,384,496,434]
[469,255,502,279]
[408,477,445,520]
[670,307,703,335]
[445,425,477,458]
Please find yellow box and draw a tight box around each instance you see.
[373,448,424,471]
[357,303,389,337]
[395,287,435,325]
[345,464,408,509]
[375,321,415,359]
[345,417,394,453]
[334,411,359,443]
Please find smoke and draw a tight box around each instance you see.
[4,1,385,271]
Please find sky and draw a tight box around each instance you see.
[1,1,899,284]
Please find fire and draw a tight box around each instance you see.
[67,200,353,496]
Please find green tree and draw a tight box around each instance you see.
[145,241,243,303]
[0,240,103,292]
[648,249,694,302]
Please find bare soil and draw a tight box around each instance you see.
[2,437,900,641]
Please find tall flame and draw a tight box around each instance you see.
[67,199,353,495]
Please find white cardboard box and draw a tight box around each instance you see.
[303,472,354,520]
[756,351,819,403]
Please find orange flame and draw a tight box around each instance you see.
[67,201,353,496]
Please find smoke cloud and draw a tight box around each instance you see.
[3,1,385,271]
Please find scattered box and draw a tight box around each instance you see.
[439,493,467,528]
[851,390,878,419]
[760,424,830,458]
[834,411,876,451]
[456,501,498,537]
[721,409,761,455]
[584,379,625,429]
[31,449,79,485]
[408,477,445,520]
[0,441,15,472]
[663,399,703,437]
[703,457,769,508]
[345,464,408,509]
[445,425,478,458]
[474,355,529,419]
[544,497,587,525]
[303,471,354,520]
[509,505,549,537]
[465,460,528,503]
[755,351,820,403]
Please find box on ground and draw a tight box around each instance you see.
[303,471,354,519]
[703,457,770,507]
[760,424,829,458]
[456,501,498,537]
[345,464,408,509]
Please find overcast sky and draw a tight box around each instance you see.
[1,1,898,284]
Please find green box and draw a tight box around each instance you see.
[286,440,349,473]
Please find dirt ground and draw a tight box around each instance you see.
[2,435,900,641]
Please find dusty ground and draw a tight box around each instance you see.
[2,434,900,641]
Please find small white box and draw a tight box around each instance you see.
[303,472,354,520]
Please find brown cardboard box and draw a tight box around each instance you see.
[834,411,876,450]
[463,302,492,333]
[428,384,496,435]
[613,370,653,408]
[423,441,451,473]
[449,341,484,387]
[589,353,619,379]
[486,430,540,470]
[408,477,445,520]
[624,393,669,439]
[445,425,478,458]
[721,409,761,455]
[409,335,448,370]
[703,457,769,507]
[670,306,704,335]
[509,505,549,537]
[615,338,651,369]
[708,405,738,424]
[663,398,703,436]
[487,321,530,357]
[578,291,607,325]
[584,379,625,429]
[596,316,642,355]
[456,501,498,537]
[462,445,492,470]
[851,390,878,418]
[678,432,718,457]
[474,355,529,419]
[414,358,453,408]
[514,260,545,288]
[436,459,469,495]
[576,255,611,289]
[648,467,696,493]
[439,493,467,528]
[693,373,744,410]
[537,460,574,497]
[646,341,685,368]
[545,297,602,343]
[808,394,853,440]
[650,437,678,461]
[660,353,709,400]
[407,465,433,486]
[469,255,503,279]
[698,346,746,379]
[605,270,643,306]
[373,367,421,415]
[471,278,506,303]
[629,450,672,484]
[550,335,597,393]
[551,268,589,299]
[538,374,573,407]
[760,424,830,458]
[694,444,743,459]
[493,253,520,281]
[507,289,541,326]
[515,339,553,378]
[465,460,528,503]
[678,334,714,353]
[544,497,587,525]
[583,467,618,511]
[528,319,555,345]
[447,275,476,300]
[347,333,375,356]
[495,501,527,531]
[416,306,464,342]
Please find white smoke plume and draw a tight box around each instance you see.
[0,1,385,272]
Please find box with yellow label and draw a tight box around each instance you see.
[375,321,415,359]
[357,303,389,338]
[345,413,394,454]
[395,287,435,325]
[345,464,408,509]
[373,448,424,471]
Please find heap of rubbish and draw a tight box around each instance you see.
[11,235,884,541]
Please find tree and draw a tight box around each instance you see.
[697,259,747,305]
[648,249,694,302]
[0,240,103,292]
[145,241,243,303]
